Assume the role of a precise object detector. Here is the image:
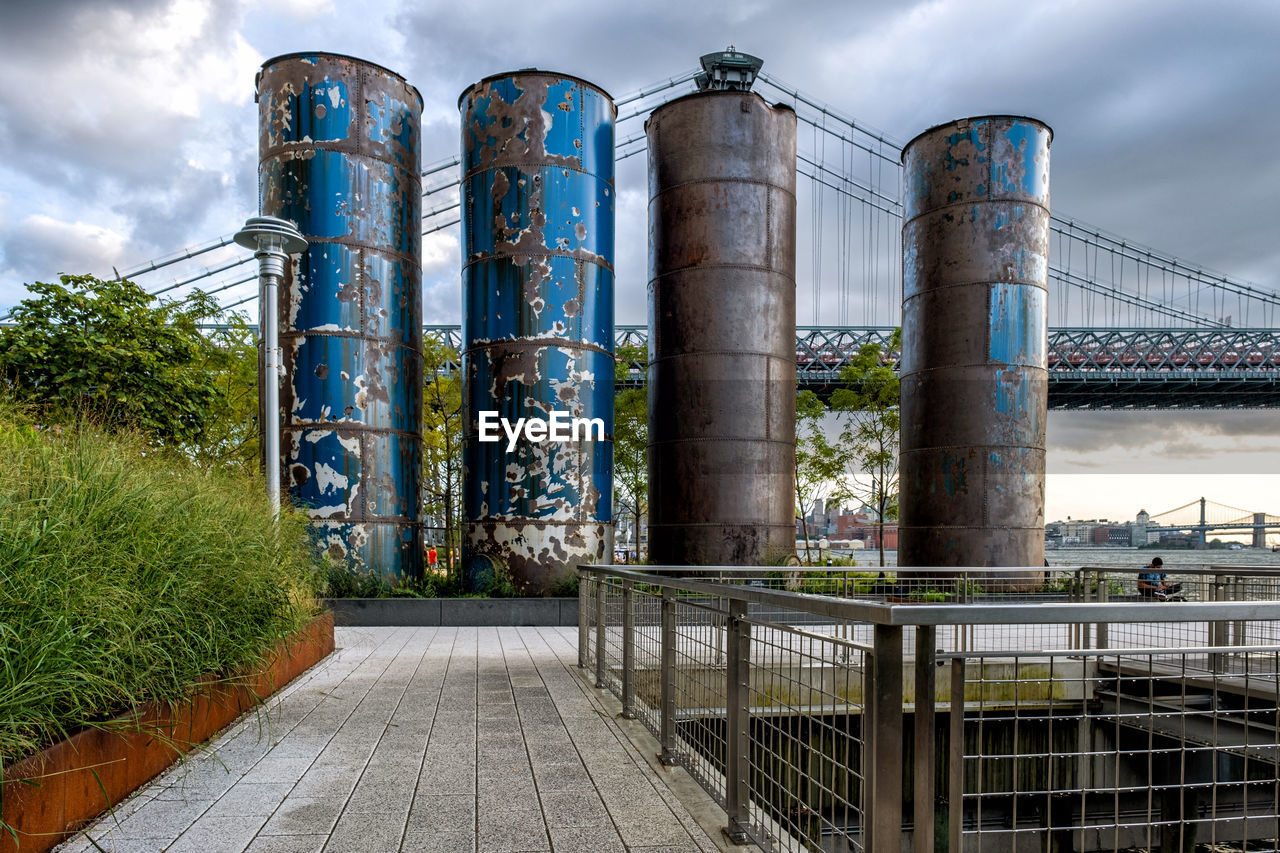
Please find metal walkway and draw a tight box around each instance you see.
[55,627,741,853]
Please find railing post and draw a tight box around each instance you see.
[1095,570,1109,649]
[660,587,677,765]
[724,597,752,844]
[622,579,636,719]
[914,626,936,853]
[1232,576,1246,646]
[949,657,964,853]
[715,592,727,665]
[1210,572,1227,672]
[595,574,608,689]
[578,567,589,669]
[1071,568,1087,649]
[866,624,903,853]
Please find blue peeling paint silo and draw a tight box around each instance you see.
[459,71,615,595]
[256,52,424,583]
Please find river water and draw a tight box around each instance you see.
[839,546,1280,570]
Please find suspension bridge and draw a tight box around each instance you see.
[1145,497,1280,547]
[7,67,1279,408]
[419,324,1280,409]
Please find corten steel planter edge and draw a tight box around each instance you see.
[0,610,335,853]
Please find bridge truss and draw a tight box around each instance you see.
[428,325,1280,410]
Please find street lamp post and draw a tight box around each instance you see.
[234,216,307,518]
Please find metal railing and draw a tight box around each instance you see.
[578,565,1280,852]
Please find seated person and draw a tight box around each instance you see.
[1137,557,1182,600]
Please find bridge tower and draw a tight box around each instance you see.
[1198,496,1208,547]
[1254,512,1268,549]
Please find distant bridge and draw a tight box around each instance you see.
[1146,498,1280,547]
[426,325,1280,410]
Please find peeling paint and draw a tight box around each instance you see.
[259,53,424,582]
[460,70,616,594]
[899,115,1051,581]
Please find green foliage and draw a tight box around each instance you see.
[194,314,262,469]
[614,345,648,562]
[546,574,580,598]
[829,329,902,567]
[0,404,322,768]
[483,562,520,598]
[322,562,394,598]
[794,390,847,565]
[421,337,463,580]
[0,275,226,446]
[320,561,468,599]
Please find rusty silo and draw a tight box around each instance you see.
[646,51,797,566]
[459,71,616,594]
[898,115,1051,582]
[256,52,424,583]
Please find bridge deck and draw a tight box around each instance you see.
[56,627,737,853]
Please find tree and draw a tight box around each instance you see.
[794,389,849,566]
[829,329,901,568]
[0,274,225,446]
[613,345,648,562]
[193,314,262,470]
[421,336,463,579]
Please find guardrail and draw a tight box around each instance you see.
[578,565,1280,852]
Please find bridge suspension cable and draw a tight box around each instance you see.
[81,66,1276,333]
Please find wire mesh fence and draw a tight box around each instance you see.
[579,565,1280,853]
[943,647,1280,852]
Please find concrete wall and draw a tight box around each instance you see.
[324,598,579,627]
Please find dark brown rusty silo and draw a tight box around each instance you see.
[646,77,797,567]
[898,115,1051,583]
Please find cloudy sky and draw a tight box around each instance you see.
[0,0,1277,534]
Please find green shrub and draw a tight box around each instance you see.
[0,408,322,768]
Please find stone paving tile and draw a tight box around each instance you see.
[56,627,739,853]
[406,791,474,834]
[322,810,406,853]
[289,766,362,800]
[399,829,474,853]
[242,835,328,853]
[476,807,550,853]
[58,836,164,853]
[530,761,593,793]
[615,818,704,849]
[166,814,270,853]
[538,789,612,828]
[100,796,213,842]
[545,824,627,853]
[257,796,346,836]
[205,782,294,817]
[344,778,414,815]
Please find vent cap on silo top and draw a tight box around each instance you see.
[695,47,763,91]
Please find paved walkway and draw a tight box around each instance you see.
[57,627,736,853]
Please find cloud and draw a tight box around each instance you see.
[261,0,334,19]
[1048,410,1280,475]
[0,214,128,283]
[0,0,261,287]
